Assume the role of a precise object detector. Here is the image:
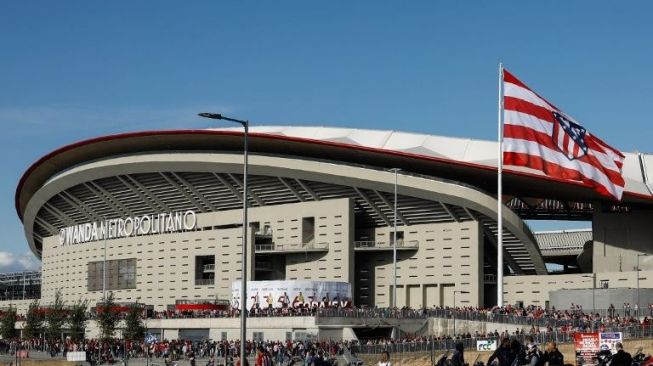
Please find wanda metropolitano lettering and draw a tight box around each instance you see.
[58,210,197,246]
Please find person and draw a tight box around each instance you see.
[543,342,563,366]
[509,339,523,366]
[255,346,272,366]
[377,350,392,366]
[488,338,512,366]
[188,350,196,366]
[610,343,632,366]
[451,342,465,366]
[524,336,541,366]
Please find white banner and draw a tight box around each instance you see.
[232,280,352,310]
[67,352,87,361]
[599,332,622,354]
[476,340,497,351]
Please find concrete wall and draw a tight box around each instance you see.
[549,288,653,311]
[38,198,354,310]
[503,270,653,308]
[355,220,483,308]
[593,210,653,273]
[0,299,34,314]
[283,198,354,284]
[13,316,319,341]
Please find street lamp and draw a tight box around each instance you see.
[637,254,649,317]
[198,112,249,362]
[389,168,401,310]
[102,216,108,302]
[452,290,469,337]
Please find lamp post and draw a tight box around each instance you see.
[452,290,469,337]
[199,112,249,362]
[389,168,401,309]
[637,254,648,317]
[103,216,108,301]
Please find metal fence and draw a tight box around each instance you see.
[316,307,653,330]
[350,325,653,355]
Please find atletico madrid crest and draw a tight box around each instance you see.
[551,111,588,161]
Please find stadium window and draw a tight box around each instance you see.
[195,255,215,286]
[302,217,315,244]
[87,258,136,291]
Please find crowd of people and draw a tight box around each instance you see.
[0,337,350,366]
[136,303,653,338]
[3,303,653,365]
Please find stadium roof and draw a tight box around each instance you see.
[534,229,590,257]
[14,126,653,273]
[16,126,653,221]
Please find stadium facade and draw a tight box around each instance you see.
[6,126,653,335]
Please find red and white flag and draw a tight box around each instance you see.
[502,69,625,200]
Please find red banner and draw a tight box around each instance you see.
[574,332,599,366]
[174,303,226,311]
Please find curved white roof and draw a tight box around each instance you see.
[211,126,653,198]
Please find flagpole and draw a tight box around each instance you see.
[497,63,505,307]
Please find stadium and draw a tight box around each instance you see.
[6,125,653,340]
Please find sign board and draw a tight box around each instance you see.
[59,210,197,246]
[145,333,158,344]
[476,340,497,351]
[232,280,352,310]
[574,333,599,366]
[599,332,622,354]
[67,352,87,362]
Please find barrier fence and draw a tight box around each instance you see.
[315,308,653,330]
[350,325,653,355]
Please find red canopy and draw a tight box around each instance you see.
[174,303,225,311]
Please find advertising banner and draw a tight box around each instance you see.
[67,352,87,362]
[232,280,352,310]
[574,333,599,366]
[599,332,622,354]
[476,340,497,351]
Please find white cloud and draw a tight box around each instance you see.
[0,251,40,272]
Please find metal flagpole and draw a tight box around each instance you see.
[240,122,249,363]
[497,63,505,307]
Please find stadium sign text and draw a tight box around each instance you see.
[476,340,497,351]
[58,210,197,246]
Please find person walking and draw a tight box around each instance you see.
[611,343,632,366]
[543,342,564,366]
[377,350,392,366]
[451,342,465,366]
[488,338,512,366]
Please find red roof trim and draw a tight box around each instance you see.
[15,129,653,220]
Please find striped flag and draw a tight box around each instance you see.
[502,69,625,200]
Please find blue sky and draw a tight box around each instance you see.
[0,1,651,269]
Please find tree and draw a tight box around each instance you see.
[23,300,44,339]
[68,299,89,342]
[0,306,17,339]
[96,292,119,341]
[123,303,145,341]
[45,289,66,342]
